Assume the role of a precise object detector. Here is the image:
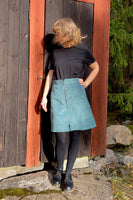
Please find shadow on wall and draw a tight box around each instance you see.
[41,34,59,165]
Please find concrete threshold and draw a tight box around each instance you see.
[0,157,89,181]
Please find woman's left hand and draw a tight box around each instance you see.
[78,78,87,88]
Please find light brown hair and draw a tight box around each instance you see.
[53,18,83,48]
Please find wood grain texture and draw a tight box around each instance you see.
[70,2,93,49]
[91,0,110,156]
[16,0,29,165]
[44,0,63,75]
[26,0,45,167]
[4,0,20,166]
[0,0,29,167]
[0,0,9,167]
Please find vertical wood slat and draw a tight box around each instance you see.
[0,0,9,167]
[26,0,45,167]
[4,0,20,166]
[63,1,93,49]
[16,0,29,165]
[91,0,110,156]
[45,0,64,35]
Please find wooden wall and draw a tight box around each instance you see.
[0,0,110,168]
[0,0,29,167]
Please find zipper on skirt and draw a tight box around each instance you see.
[62,80,71,130]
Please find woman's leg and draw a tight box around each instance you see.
[62,130,80,190]
[53,132,69,186]
[55,132,69,171]
[65,130,80,175]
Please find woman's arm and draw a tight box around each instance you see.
[41,70,54,112]
[79,61,99,88]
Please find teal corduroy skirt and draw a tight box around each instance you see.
[50,78,96,132]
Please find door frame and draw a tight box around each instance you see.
[26,0,110,167]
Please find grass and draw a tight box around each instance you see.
[103,163,133,200]
[0,188,32,199]
[0,188,62,199]
[112,176,133,200]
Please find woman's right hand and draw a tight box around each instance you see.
[41,97,48,112]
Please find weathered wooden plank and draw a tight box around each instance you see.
[26,0,45,167]
[4,0,20,166]
[45,0,64,35]
[91,0,110,156]
[0,0,29,167]
[0,0,9,167]
[16,0,29,165]
[63,0,93,49]
[63,0,78,24]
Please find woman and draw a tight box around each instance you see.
[41,18,99,191]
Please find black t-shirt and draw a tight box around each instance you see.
[48,44,95,80]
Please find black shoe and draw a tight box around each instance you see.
[53,170,62,186]
[62,174,73,191]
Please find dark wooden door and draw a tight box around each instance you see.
[41,0,94,163]
[0,0,29,167]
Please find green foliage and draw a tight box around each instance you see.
[126,125,133,134]
[108,88,133,119]
[109,0,133,93]
[108,0,133,118]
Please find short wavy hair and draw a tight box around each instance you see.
[53,18,83,48]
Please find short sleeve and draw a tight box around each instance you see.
[48,52,55,70]
[85,47,96,66]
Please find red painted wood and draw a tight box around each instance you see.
[27,0,110,167]
[76,0,95,3]
[90,0,110,156]
[26,0,45,167]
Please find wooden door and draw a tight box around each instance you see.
[40,0,94,163]
[27,0,110,167]
[0,0,29,167]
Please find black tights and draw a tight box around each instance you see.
[55,131,80,175]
